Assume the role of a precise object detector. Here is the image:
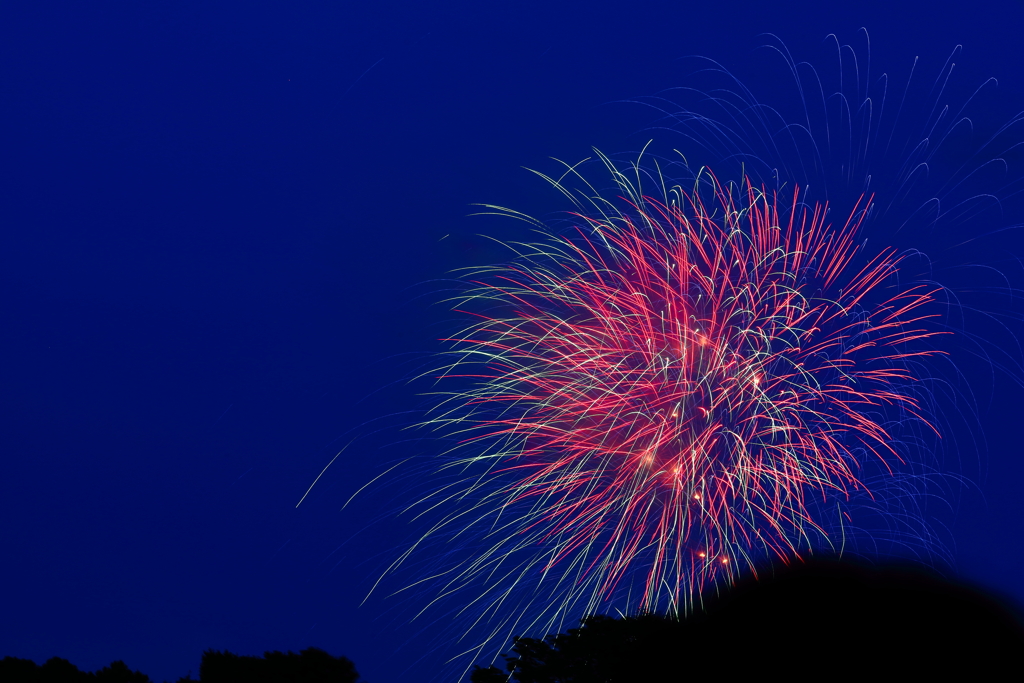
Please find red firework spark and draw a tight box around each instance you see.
[417,166,943,619]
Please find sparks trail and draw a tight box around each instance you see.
[409,165,945,624]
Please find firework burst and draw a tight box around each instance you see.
[391,158,945,647]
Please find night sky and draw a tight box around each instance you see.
[3,2,1024,682]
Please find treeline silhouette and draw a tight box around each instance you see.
[0,647,359,683]
[6,561,1023,682]
[471,559,1024,681]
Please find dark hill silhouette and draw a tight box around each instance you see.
[472,559,1024,681]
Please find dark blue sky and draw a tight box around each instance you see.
[2,2,1024,682]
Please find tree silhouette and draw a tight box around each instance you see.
[0,648,359,683]
[470,614,694,683]
[198,646,359,683]
[0,656,151,683]
[92,661,152,683]
[472,559,1024,681]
